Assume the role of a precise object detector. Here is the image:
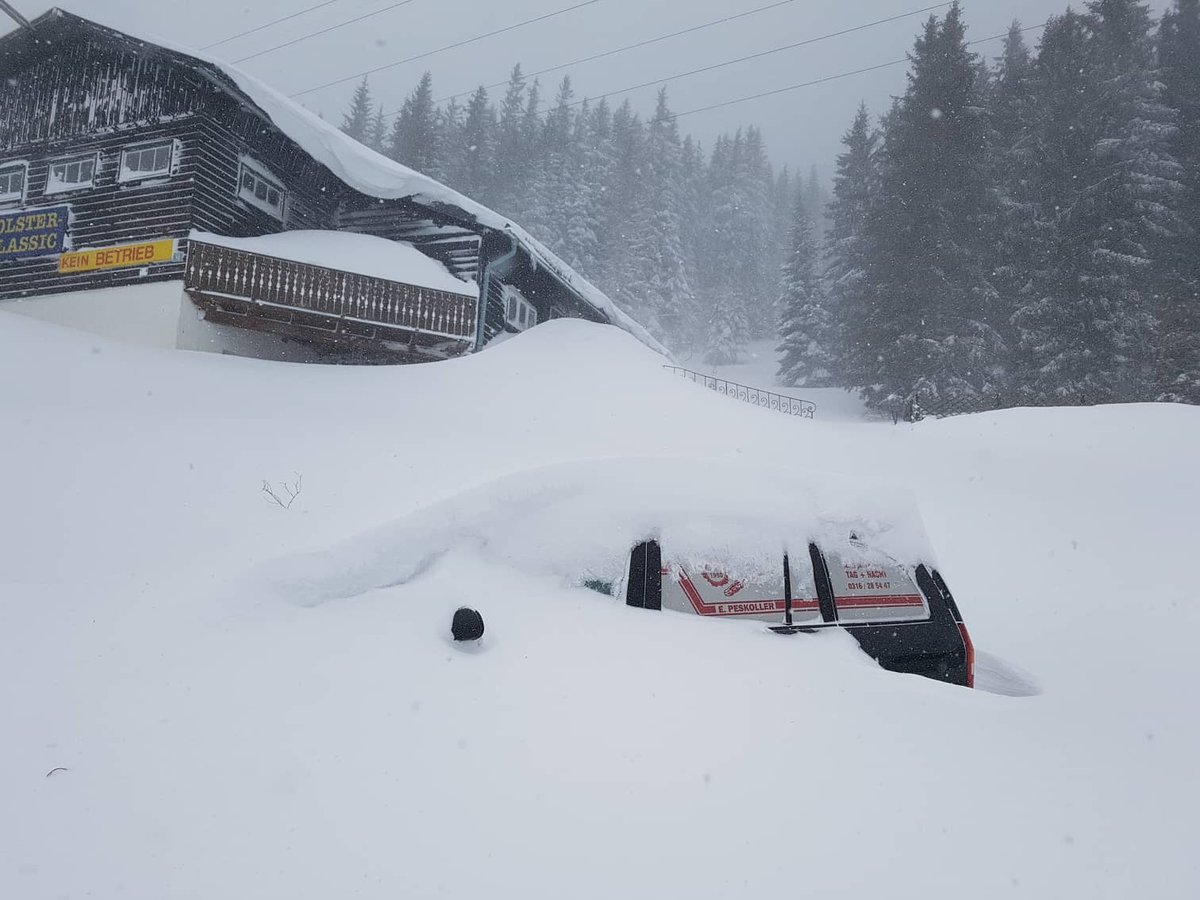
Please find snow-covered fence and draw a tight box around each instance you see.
[664,366,816,419]
[184,239,477,355]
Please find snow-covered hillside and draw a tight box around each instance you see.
[2,311,1198,899]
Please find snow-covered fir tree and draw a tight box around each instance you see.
[388,72,439,175]
[824,103,880,390]
[432,97,462,185]
[455,86,496,203]
[987,22,1039,385]
[367,105,387,153]
[1013,1,1184,404]
[858,3,1003,415]
[1158,0,1200,402]
[735,127,778,340]
[340,78,373,143]
[626,90,697,346]
[777,194,835,386]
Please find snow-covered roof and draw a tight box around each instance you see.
[190,230,478,298]
[13,8,669,358]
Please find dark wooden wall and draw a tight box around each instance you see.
[0,36,205,150]
[190,94,344,238]
[0,118,197,299]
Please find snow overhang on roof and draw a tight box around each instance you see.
[3,7,669,358]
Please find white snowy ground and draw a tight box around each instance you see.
[2,311,1199,899]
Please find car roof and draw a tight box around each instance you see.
[297,458,941,595]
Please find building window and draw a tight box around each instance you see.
[503,286,537,331]
[0,162,27,204]
[119,142,173,183]
[237,157,286,220]
[46,154,98,195]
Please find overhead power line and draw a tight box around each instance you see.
[668,22,1049,122]
[201,0,347,50]
[434,0,816,105]
[550,2,954,115]
[233,0,422,64]
[290,0,603,98]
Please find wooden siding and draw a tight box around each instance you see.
[336,201,482,283]
[189,95,344,238]
[0,119,197,299]
[0,37,205,151]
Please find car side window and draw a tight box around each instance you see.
[658,549,821,625]
[822,548,931,623]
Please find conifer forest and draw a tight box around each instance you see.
[341,0,1200,414]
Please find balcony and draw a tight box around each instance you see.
[183,235,478,362]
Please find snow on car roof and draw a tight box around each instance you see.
[28,7,668,358]
[190,230,479,298]
[255,457,938,608]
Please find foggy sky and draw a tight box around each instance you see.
[1,0,1176,177]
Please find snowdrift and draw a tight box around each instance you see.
[2,310,1199,900]
[258,457,937,609]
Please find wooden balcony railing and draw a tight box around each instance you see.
[184,239,478,358]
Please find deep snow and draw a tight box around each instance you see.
[2,311,1198,899]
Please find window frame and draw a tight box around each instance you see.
[502,285,538,332]
[45,153,99,196]
[236,156,287,221]
[0,160,29,205]
[118,140,175,185]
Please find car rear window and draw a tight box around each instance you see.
[661,552,820,624]
[823,550,930,623]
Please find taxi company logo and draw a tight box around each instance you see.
[0,206,70,261]
[58,239,176,274]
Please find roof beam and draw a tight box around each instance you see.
[0,0,32,30]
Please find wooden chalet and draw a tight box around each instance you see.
[0,7,659,363]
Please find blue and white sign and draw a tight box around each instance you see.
[0,205,70,261]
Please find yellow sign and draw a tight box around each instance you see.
[58,239,176,275]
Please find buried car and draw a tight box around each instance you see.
[267,457,974,688]
[620,534,974,687]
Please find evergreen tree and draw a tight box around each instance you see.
[525,78,577,258]
[1158,0,1200,401]
[627,89,697,346]
[432,97,463,184]
[986,22,1038,385]
[777,194,835,386]
[857,3,1002,414]
[825,103,881,389]
[735,127,778,339]
[367,105,388,153]
[678,134,709,348]
[577,99,617,282]
[599,101,647,319]
[802,165,826,233]
[389,72,439,174]
[457,86,497,203]
[703,132,751,364]
[495,65,529,213]
[1013,2,1184,403]
[341,78,373,143]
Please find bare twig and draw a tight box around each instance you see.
[261,473,303,509]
